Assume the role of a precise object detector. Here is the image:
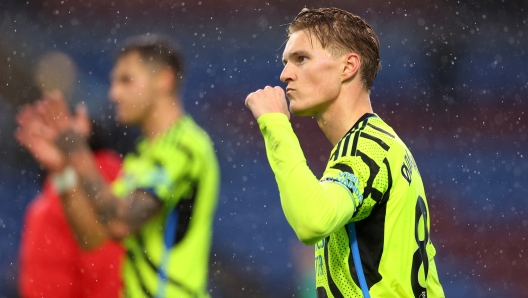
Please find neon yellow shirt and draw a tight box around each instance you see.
[112,115,219,298]
[258,113,444,298]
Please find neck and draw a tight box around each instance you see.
[141,94,183,140]
[315,87,373,146]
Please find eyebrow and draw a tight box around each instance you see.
[282,50,310,65]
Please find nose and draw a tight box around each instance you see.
[108,82,119,103]
[280,63,294,83]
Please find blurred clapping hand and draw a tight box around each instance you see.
[15,90,91,173]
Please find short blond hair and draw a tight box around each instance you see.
[288,8,381,90]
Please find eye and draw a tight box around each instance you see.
[120,75,132,83]
[298,56,307,62]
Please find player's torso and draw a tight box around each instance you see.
[112,116,219,298]
[315,114,444,298]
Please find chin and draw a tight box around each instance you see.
[114,113,131,125]
[290,105,312,117]
[118,118,136,126]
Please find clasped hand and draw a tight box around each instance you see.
[14,90,90,173]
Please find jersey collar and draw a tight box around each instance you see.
[348,113,377,133]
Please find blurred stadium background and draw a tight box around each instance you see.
[0,0,527,297]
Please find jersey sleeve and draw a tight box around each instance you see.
[321,148,390,222]
[258,113,355,244]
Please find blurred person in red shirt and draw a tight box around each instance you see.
[16,101,124,298]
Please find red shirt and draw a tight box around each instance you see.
[19,150,125,298]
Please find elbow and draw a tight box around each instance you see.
[78,240,99,251]
[76,234,105,251]
[77,222,126,250]
[107,221,131,242]
[293,223,328,245]
[298,235,322,246]
[108,232,126,243]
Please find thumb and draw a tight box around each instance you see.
[75,102,88,118]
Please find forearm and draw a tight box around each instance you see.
[60,184,109,249]
[50,132,117,248]
[69,152,120,223]
[56,130,162,242]
[258,114,355,244]
[56,131,121,225]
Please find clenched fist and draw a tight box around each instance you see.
[245,86,290,120]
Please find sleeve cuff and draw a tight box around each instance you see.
[257,113,290,129]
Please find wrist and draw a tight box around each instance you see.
[257,113,291,130]
[51,166,78,194]
[257,112,289,122]
[55,130,87,155]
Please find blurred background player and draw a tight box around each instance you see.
[16,51,124,298]
[246,7,445,297]
[15,34,220,298]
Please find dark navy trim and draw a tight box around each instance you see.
[323,236,344,297]
[360,132,390,151]
[367,123,395,139]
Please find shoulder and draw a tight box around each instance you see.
[329,115,400,164]
[175,116,217,163]
[181,117,215,149]
[146,116,218,175]
[151,116,212,154]
[356,117,397,155]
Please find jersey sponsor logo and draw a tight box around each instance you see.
[401,151,418,185]
[315,255,324,277]
[315,238,326,249]
[315,239,325,277]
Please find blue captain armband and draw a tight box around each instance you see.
[321,172,364,205]
[136,187,160,201]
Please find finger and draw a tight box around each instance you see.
[245,92,255,108]
[16,105,35,125]
[43,94,69,124]
[35,100,56,129]
[14,127,27,145]
[35,100,62,140]
[14,127,34,148]
[17,106,42,133]
[40,90,70,129]
[38,122,58,140]
[43,96,72,133]
[74,102,91,137]
[15,105,28,124]
[75,101,88,117]
[49,90,71,117]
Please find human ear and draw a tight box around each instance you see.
[342,53,360,82]
[156,68,176,94]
